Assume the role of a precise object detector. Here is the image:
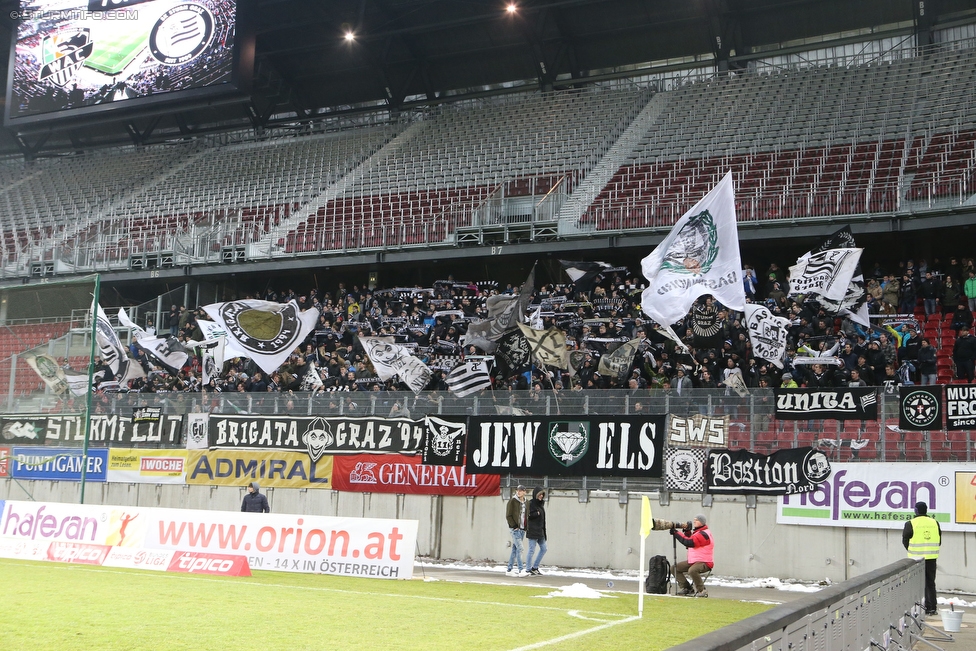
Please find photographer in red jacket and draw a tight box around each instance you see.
[671,514,714,597]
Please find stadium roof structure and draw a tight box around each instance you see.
[0,0,974,156]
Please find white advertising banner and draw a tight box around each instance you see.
[777,462,976,532]
[0,500,419,579]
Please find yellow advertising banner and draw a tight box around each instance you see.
[955,472,976,525]
[107,449,188,484]
[185,449,332,489]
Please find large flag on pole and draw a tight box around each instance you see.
[92,302,136,383]
[640,172,745,331]
[559,260,612,292]
[201,300,318,375]
[597,338,640,383]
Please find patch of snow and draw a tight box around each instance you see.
[535,583,607,599]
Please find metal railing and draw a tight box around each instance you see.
[667,558,925,651]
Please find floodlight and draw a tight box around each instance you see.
[506,3,518,14]
[344,31,356,41]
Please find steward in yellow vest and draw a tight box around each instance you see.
[902,501,941,615]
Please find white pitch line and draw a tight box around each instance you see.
[507,614,641,651]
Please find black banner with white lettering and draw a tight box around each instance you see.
[707,447,831,495]
[774,388,878,420]
[208,415,425,460]
[0,414,184,448]
[945,385,976,430]
[463,415,665,477]
[899,386,943,431]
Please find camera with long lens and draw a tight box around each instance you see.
[651,518,692,533]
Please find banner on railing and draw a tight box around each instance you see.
[945,386,976,430]
[707,447,831,495]
[0,500,417,579]
[8,447,108,481]
[778,463,976,531]
[464,415,665,477]
[0,414,185,448]
[899,386,943,431]
[665,447,707,492]
[208,415,424,460]
[185,449,332,488]
[667,415,728,447]
[107,449,188,484]
[774,388,878,420]
[0,447,9,477]
[332,454,499,496]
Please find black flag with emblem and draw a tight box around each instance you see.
[899,386,943,431]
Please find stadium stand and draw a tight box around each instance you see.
[583,43,976,230]
[0,40,973,274]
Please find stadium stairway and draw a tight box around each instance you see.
[557,90,667,233]
[258,121,422,258]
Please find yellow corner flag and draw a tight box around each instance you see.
[640,495,652,538]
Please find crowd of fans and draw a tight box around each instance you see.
[88,255,976,396]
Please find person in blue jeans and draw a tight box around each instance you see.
[505,485,528,576]
[526,486,547,575]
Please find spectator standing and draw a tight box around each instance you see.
[953,326,976,382]
[966,271,976,313]
[241,482,270,513]
[526,486,548,575]
[505,485,528,577]
[917,339,938,385]
[942,276,960,316]
[920,273,941,317]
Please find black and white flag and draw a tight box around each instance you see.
[202,300,319,375]
[422,416,466,466]
[691,302,723,349]
[665,447,708,493]
[803,227,869,326]
[446,359,492,397]
[463,266,536,347]
[360,336,433,394]
[92,302,132,381]
[300,360,325,392]
[788,248,862,302]
[135,336,189,374]
[494,330,532,377]
[596,338,640,383]
[559,260,612,292]
[743,303,789,369]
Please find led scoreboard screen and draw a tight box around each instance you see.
[5,0,242,125]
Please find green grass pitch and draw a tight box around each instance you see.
[84,30,151,75]
[2,559,771,650]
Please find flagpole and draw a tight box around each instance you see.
[80,274,100,505]
[638,495,652,617]
[638,531,646,617]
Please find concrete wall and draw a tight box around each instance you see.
[2,479,972,592]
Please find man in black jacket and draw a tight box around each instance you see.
[954,326,976,382]
[526,486,547,575]
[241,482,270,513]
